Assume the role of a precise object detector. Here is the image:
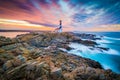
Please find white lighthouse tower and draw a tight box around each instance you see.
[59,20,62,33]
[54,20,62,33]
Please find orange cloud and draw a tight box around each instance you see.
[0,18,54,31]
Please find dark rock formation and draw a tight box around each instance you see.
[74,33,101,40]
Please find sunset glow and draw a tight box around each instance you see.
[0,18,54,31]
[0,0,120,31]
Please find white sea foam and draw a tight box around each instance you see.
[68,43,99,55]
[95,35,120,45]
[102,64,111,70]
[68,42,120,56]
[103,48,120,55]
[95,38,112,44]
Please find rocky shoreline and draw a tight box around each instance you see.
[0,32,120,80]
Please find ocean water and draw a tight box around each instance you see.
[85,32,120,38]
[0,32,29,38]
[68,32,120,74]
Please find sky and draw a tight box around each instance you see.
[0,0,120,32]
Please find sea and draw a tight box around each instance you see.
[68,31,120,74]
[0,32,29,38]
[0,31,120,74]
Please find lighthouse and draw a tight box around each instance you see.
[59,20,62,33]
[54,20,62,33]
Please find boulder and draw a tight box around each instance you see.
[51,68,63,79]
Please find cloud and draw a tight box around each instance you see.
[25,20,57,27]
[0,18,54,31]
[0,0,120,31]
[73,14,88,22]
[0,0,32,12]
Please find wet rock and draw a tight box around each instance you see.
[74,33,99,40]
[81,40,97,46]
[72,39,97,46]
[58,44,73,51]
[72,39,82,43]
[96,47,109,51]
[85,58,102,69]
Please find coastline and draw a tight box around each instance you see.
[0,32,120,80]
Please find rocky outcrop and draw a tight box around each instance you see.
[0,32,120,80]
[74,33,101,40]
